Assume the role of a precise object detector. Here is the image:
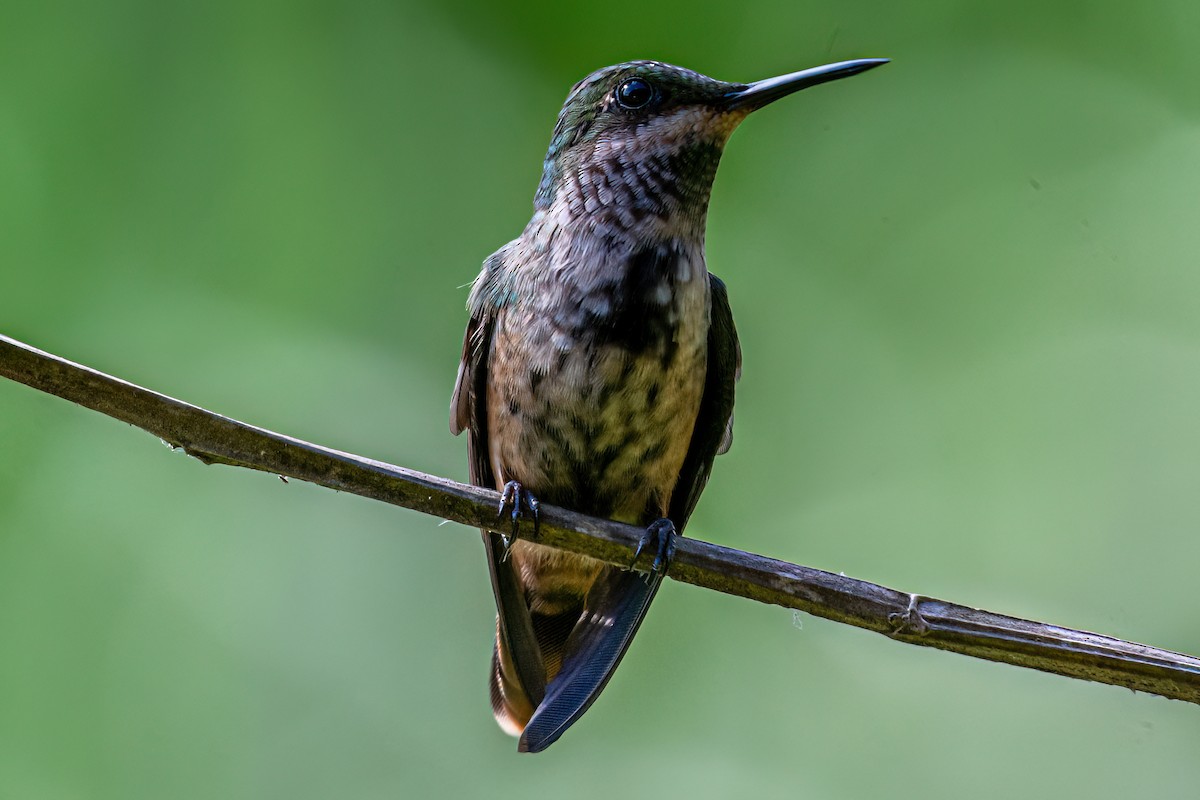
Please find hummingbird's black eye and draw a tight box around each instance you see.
[615,78,655,110]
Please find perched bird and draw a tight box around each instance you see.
[451,57,886,752]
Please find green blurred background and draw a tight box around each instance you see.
[2,0,1198,797]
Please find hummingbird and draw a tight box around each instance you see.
[450,57,887,752]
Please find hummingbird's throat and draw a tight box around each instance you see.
[562,106,747,226]
[535,102,749,223]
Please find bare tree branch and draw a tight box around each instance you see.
[2,332,1198,705]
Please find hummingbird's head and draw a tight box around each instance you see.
[532,59,887,224]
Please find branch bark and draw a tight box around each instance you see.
[2,332,1198,704]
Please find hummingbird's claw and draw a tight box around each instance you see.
[631,518,677,580]
[497,480,540,560]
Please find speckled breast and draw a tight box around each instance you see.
[488,238,709,513]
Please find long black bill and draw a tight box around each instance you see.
[724,58,889,111]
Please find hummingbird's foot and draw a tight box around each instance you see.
[888,593,931,636]
[630,518,677,579]
[497,480,540,559]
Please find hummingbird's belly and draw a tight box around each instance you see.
[485,271,710,611]
[487,296,708,519]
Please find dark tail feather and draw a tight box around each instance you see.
[518,566,664,753]
[491,604,585,737]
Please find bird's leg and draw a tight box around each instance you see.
[497,480,540,560]
[630,518,677,580]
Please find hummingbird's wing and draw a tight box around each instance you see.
[517,273,741,753]
[668,273,741,529]
[451,311,548,726]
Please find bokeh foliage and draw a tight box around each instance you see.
[2,0,1198,797]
